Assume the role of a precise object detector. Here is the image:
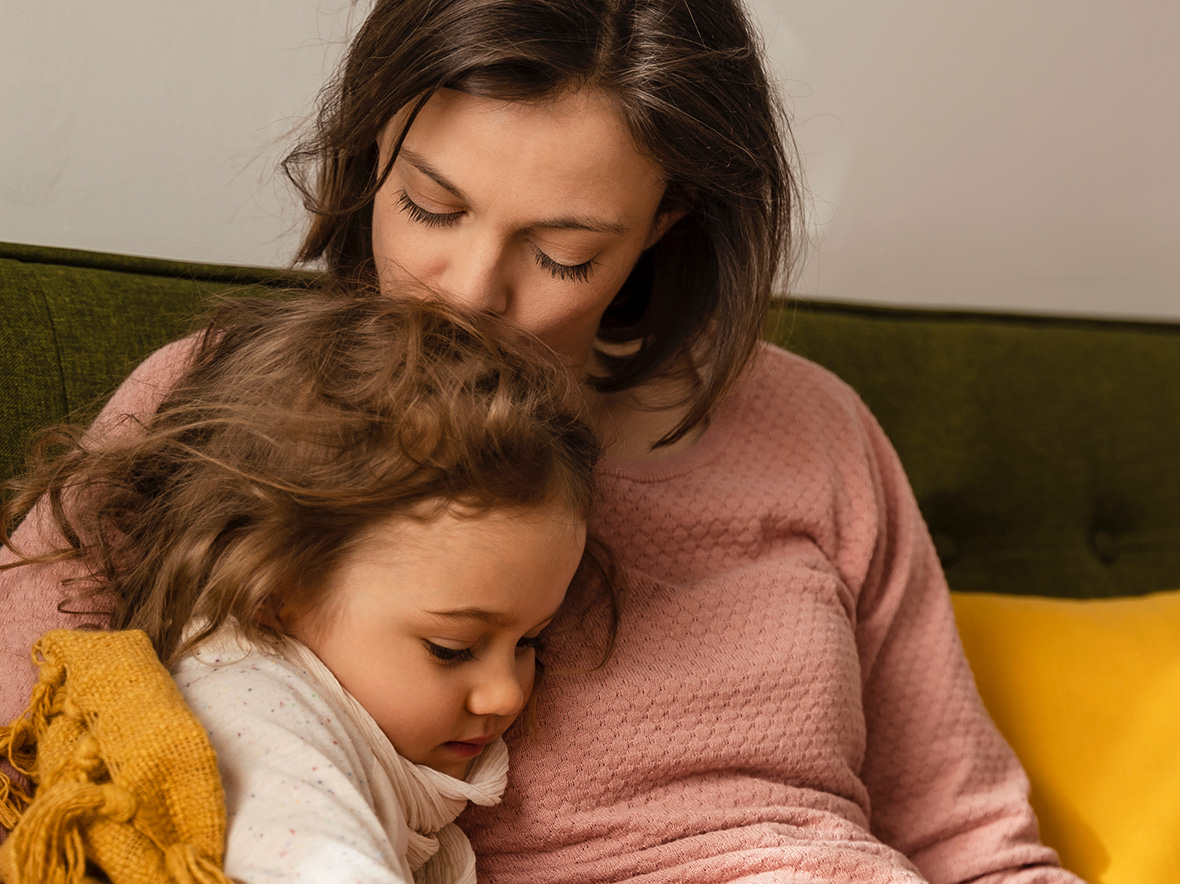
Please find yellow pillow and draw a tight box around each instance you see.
[951,590,1180,884]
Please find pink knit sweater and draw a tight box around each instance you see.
[1,340,1081,883]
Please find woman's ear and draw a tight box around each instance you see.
[644,207,688,250]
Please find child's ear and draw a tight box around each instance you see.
[256,594,287,631]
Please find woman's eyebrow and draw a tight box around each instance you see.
[534,214,628,236]
[398,147,629,236]
[400,147,466,200]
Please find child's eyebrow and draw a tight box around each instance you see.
[424,607,512,627]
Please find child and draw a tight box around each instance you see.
[0,291,609,884]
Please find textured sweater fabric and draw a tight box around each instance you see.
[461,345,1084,884]
[173,629,509,884]
[0,338,1083,883]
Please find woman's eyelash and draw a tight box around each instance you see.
[398,189,594,283]
[424,640,475,664]
[517,635,543,652]
[533,247,594,283]
[397,190,461,228]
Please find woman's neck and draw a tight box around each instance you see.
[593,381,706,462]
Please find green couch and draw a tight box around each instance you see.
[5,239,1177,600]
[3,240,1179,882]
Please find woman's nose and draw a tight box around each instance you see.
[466,661,528,719]
[437,232,510,315]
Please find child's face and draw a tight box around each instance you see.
[282,504,585,778]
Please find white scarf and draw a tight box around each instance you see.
[186,623,509,884]
[276,638,509,884]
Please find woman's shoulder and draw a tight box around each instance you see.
[89,334,203,438]
[118,334,201,394]
[725,341,872,439]
[748,340,859,398]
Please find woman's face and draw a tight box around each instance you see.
[372,88,677,374]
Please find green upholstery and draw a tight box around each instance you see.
[0,242,314,478]
[4,241,1179,601]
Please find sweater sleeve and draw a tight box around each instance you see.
[850,401,1087,884]
[0,338,197,728]
[174,655,415,884]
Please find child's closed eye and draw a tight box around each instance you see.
[424,640,475,664]
[517,634,543,653]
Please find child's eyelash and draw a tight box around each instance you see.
[424,640,475,664]
[533,248,594,284]
[397,190,461,228]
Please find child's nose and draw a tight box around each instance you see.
[467,662,528,719]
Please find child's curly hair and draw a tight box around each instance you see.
[2,290,610,667]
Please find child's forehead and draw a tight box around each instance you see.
[332,503,585,595]
[361,501,586,547]
[311,506,581,637]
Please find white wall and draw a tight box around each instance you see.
[3,2,1178,320]
[751,0,1180,320]
[1,2,361,269]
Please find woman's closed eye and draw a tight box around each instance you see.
[397,190,596,283]
[398,190,462,228]
[532,246,595,284]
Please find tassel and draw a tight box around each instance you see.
[0,651,65,832]
[163,842,234,884]
[26,641,67,734]
[0,766,33,831]
[0,719,35,828]
[2,660,62,782]
[6,780,106,884]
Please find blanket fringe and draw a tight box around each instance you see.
[164,842,234,884]
[6,780,115,884]
[0,639,67,830]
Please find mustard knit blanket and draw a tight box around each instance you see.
[0,629,231,884]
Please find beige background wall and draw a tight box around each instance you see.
[3,1,1177,319]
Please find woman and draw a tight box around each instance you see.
[1,1,1082,882]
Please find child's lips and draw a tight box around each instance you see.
[444,735,495,757]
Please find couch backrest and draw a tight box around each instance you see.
[4,241,1179,600]
[1,241,315,474]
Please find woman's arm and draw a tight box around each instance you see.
[0,339,197,725]
[851,402,1086,884]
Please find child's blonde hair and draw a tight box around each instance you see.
[2,291,606,666]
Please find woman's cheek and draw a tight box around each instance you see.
[376,227,442,294]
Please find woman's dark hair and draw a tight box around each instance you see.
[1,291,608,666]
[283,0,801,446]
